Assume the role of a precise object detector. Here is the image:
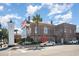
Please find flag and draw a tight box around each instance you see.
[22,20,27,28]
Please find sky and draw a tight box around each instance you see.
[0,3,79,34]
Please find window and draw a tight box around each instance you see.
[60,29,63,33]
[64,28,67,33]
[44,27,48,34]
[35,26,37,34]
[70,29,72,33]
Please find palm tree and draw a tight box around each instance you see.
[32,14,42,24]
[32,14,42,41]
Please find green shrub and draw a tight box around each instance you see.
[18,36,41,45]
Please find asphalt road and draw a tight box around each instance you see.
[0,45,79,56]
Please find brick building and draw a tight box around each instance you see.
[22,22,76,44]
[55,23,76,44]
[30,22,55,42]
[76,33,79,40]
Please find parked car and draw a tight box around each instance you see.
[46,41,56,46]
[68,40,78,44]
[40,41,56,47]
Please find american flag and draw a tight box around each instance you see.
[22,16,31,29]
[22,20,27,28]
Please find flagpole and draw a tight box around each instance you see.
[25,20,27,45]
[22,16,30,45]
[25,16,30,44]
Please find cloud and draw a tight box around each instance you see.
[54,11,72,24]
[26,3,73,16]
[42,3,73,25]
[0,14,22,27]
[5,3,11,6]
[47,3,73,16]
[0,5,4,11]
[43,21,51,24]
[26,4,43,16]
[7,9,12,12]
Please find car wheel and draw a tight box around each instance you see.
[44,44,46,46]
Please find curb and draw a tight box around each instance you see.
[0,47,9,51]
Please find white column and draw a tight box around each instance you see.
[61,38,64,44]
[8,22,14,46]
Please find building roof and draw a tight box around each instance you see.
[30,22,54,26]
[57,23,76,26]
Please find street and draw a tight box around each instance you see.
[0,45,79,56]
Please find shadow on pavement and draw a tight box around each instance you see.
[0,46,12,51]
[27,46,44,50]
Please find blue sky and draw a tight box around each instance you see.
[0,3,79,33]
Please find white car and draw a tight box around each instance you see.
[40,41,48,47]
[46,41,56,46]
[40,41,56,46]
[68,40,78,44]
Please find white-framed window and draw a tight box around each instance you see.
[35,26,37,34]
[44,27,48,34]
[64,28,67,33]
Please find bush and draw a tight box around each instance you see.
[18,36,41,45]
[32,41,41,44]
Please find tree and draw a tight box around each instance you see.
[2,28,8,39]
[0,29,2,40]
[32,14,42,41]
[32,14,42,24]
[0,28,8,44]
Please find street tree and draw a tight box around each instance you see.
[32,14,42,41]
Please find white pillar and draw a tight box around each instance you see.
[8,20,14,46]
[61,38,64,44]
